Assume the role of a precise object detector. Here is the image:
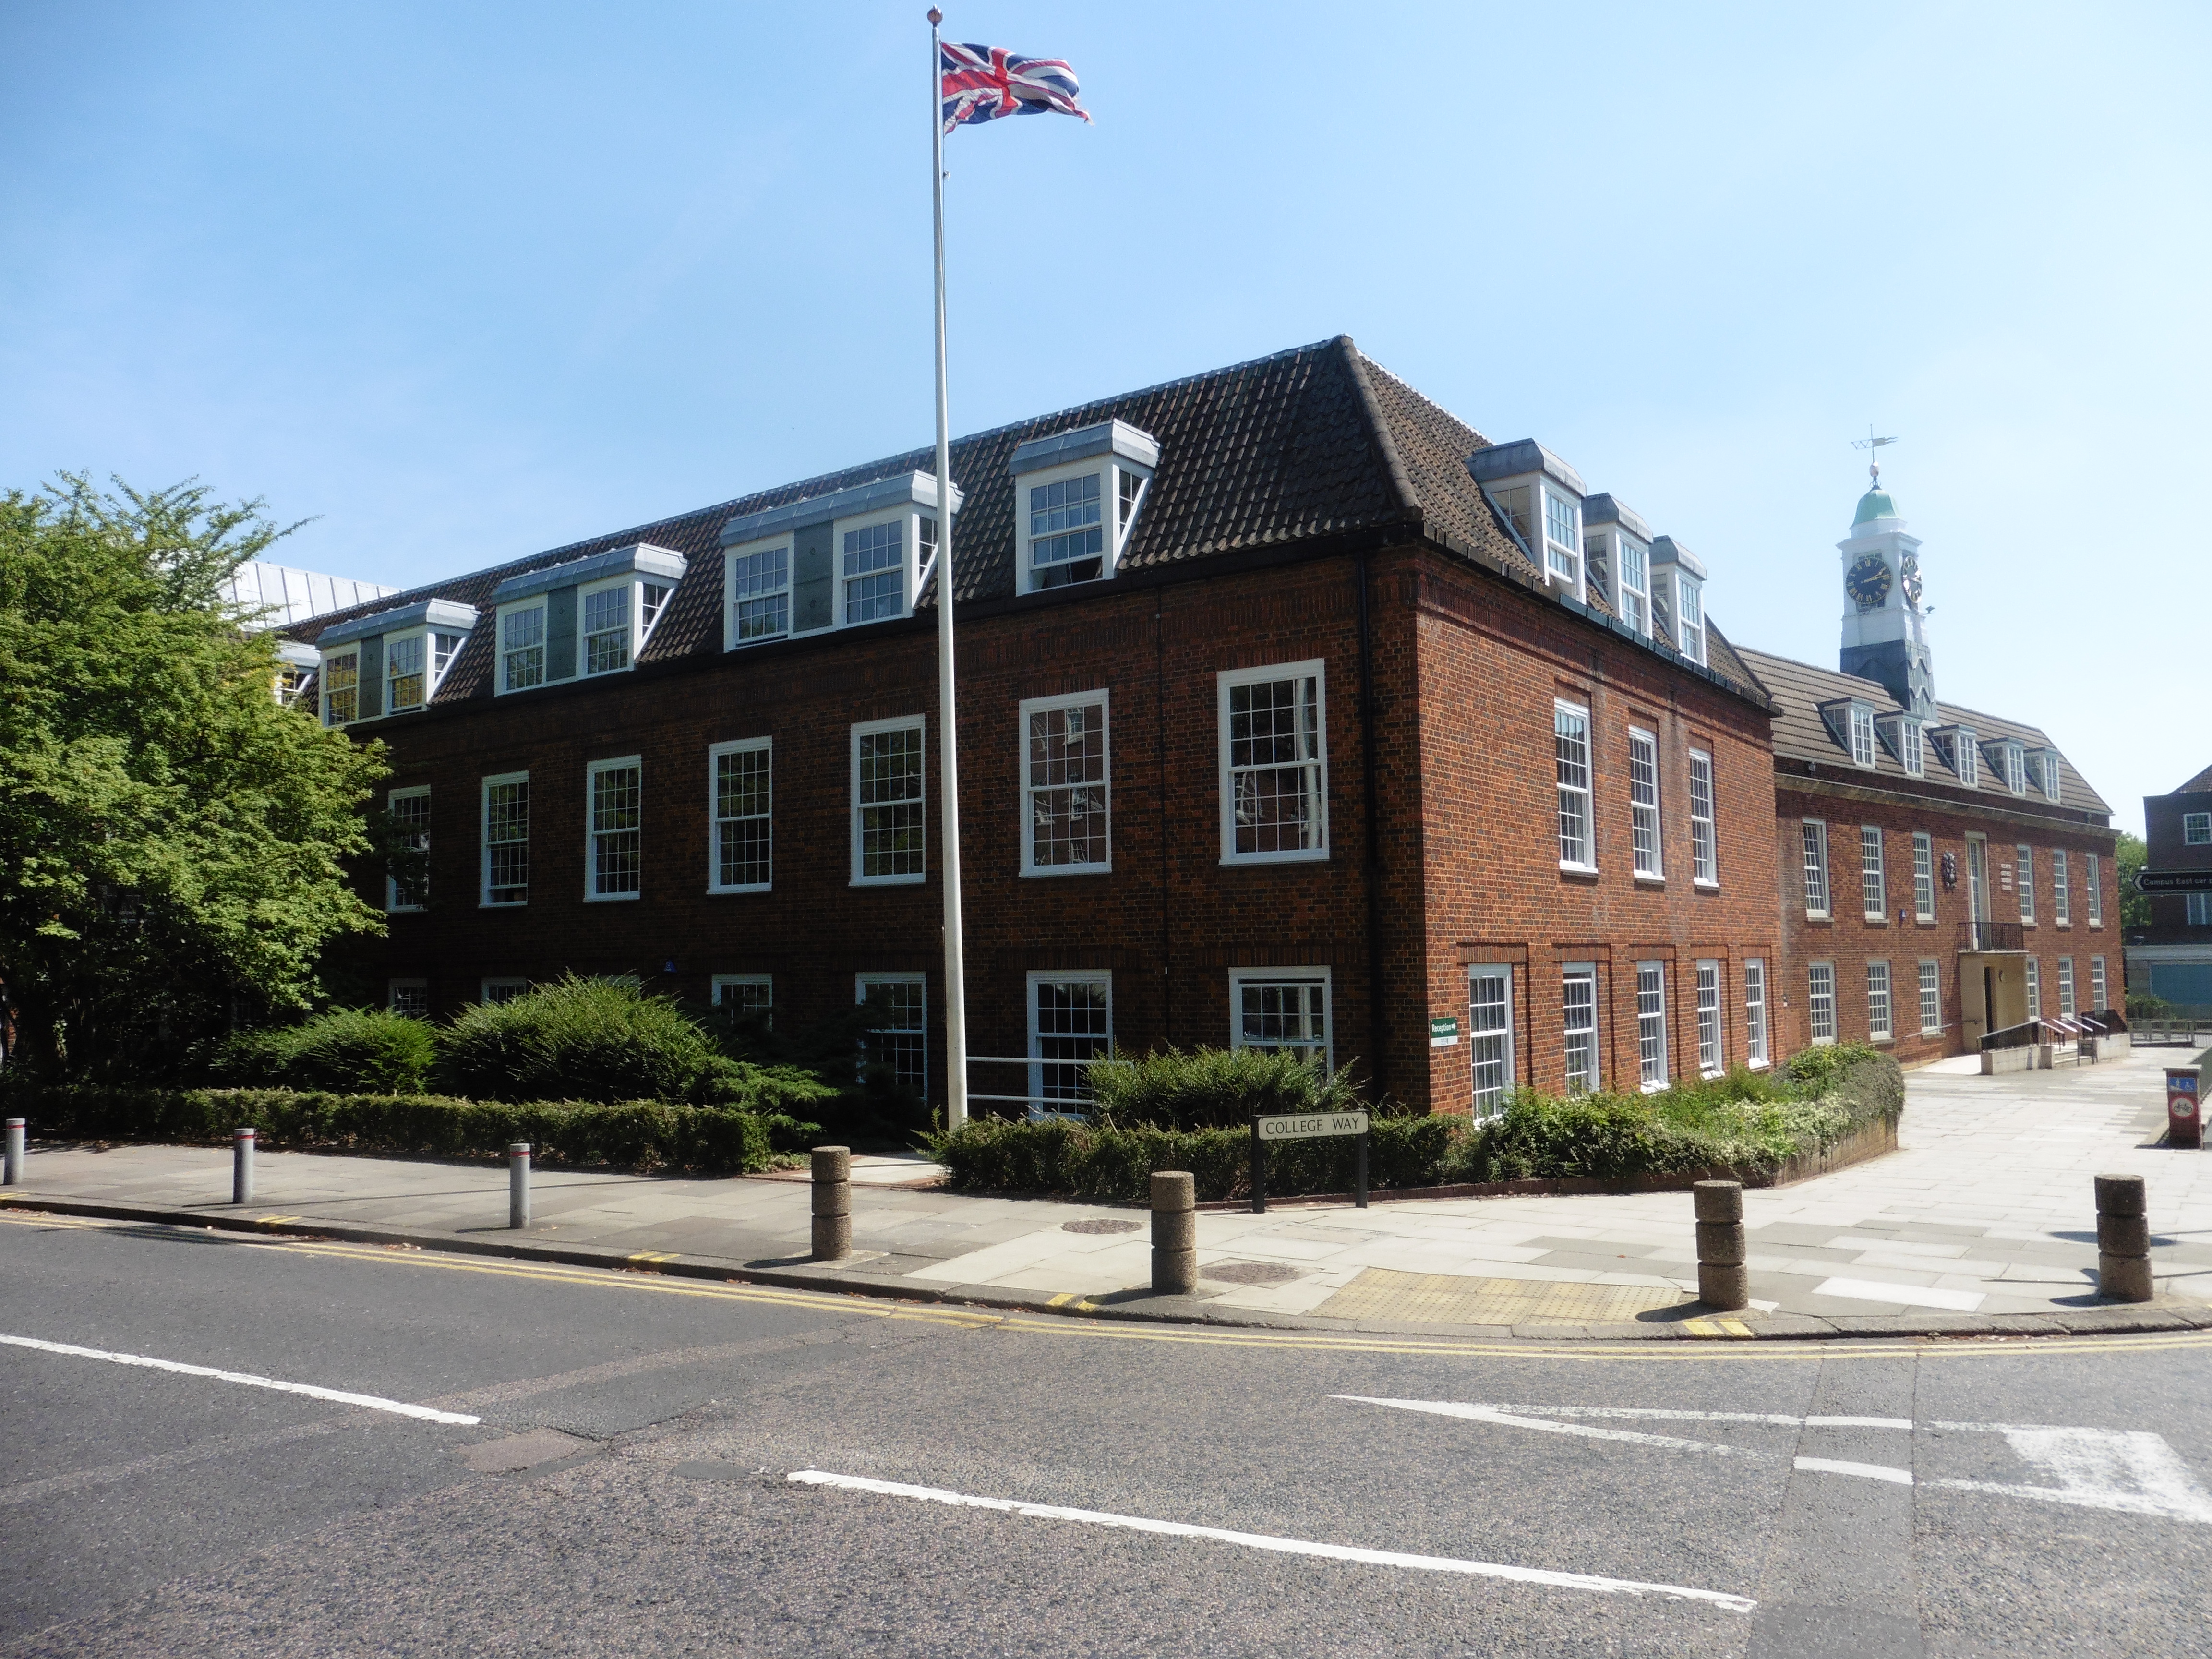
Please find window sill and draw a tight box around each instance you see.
[707,884,772,896]
[1915,917,1939,927]
[1870,1036,1895,1048]
[479,900,527,909]
[852,875,928,888]
[387,906,426,916]
[1634,874,1666,888]
[1804,912,1831,924]
[1639,1079,1668,1095]
[1863,914,1888,926]
[1747,1059,1770,1071]
[1219,851,1331,868]
[1558,862,1600,879]
[1021,864,1113,879]
[1693,879,1720,892]
[585,891,641,903]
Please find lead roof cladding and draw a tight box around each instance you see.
[284,335,1761,706]
[1736,645,2111,817]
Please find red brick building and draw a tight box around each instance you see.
[284,338,2111,1107]
[2125,761,2212,1010]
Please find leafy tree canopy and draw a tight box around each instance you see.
[2116,830,2150,930]
[0,475,388,1080]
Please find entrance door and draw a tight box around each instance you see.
[1467,966,1515,1121]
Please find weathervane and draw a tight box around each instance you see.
[1852,426,1898,486]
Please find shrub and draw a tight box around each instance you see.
[11,1084,779,1174]
[436,975,724,1106]
[210,1008,437,1094]
[1086,1045,1362,1131]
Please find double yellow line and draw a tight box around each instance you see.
[8,1207,2209,1366]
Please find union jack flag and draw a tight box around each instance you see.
[940,42,1091,133]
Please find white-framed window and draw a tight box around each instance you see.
[1861,825,1886,919]
[1027,472,1106,590]
[852,716,926,885]
[1801,819,1830,918]
[1468,964,1515,1118]
[1541,486,1582,590]
[1743,958,1768,1068]
[1029,972,1112,1118]
[1021,691,1110,875]
[1219,661,1327,864]
[843,517,907,625]
[2017,845,2035,925]
[1629,727,1663,879]
[1231,970,1333,1070]
[580,578,634,676]
[857,974,927,1096]
[1617,541,1649,637]
[1920,960,1942,1033]
[2185,812,2212,846]
[1866,960,1892,1042]
[1635,962,1668,1091]
[711,974,773,1020]
[2026,956,2041,1020]
[321,649,360,726]
[500,603,546,692]
[727,540,792,645]
[1913,831,1936,922]
[1956,733,1980,789]
[481,772,529,906]
[2003,743,2027,795]
[1012,437,1151,596]
[2086,853,2103,926]
[388,978,429,1019]
[1675,577,1706,666]
[481,977,529,1005]
[1695,960,1721,1076]
[1562,963,1599,1094]
[2057,957,2075,1019]
[1899,720,1925,778]
[2053,849,2071,925]
[585,757,642,900]
[2188,892,2212,927]
[2091,957,2108,1011]
[1808,962,1836,1046]
[387,786,431,912]
[1850,706,1876,769]
[708,739,771,893]
[1555,700,1593,870]
[2042,752,2063,800]
[385,634,427,714]
[1688,749,1717,887]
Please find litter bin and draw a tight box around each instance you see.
[2168,1066,2202,1150]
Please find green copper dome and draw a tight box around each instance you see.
[1853,485,1897,525]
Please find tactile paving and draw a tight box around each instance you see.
[1315,1268,1688,1326]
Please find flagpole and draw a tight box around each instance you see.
[927,6,969,1130]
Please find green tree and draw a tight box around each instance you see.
[0,476,389,1080]
[2116,830,2150,929]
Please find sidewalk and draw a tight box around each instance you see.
[6,1046,2211,1340]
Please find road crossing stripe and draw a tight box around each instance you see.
[0,1333,480,1425]
[786,1469,1757,1612]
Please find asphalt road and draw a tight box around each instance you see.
[4,1209,2212,1657]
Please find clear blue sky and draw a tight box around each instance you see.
[4,2,2205,835]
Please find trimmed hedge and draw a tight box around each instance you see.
[7,1085,784,1174]
[1087,1046,1362,1131]
[209,1009,437,1094]
[928,1045,1906,1202]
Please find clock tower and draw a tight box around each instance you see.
[1837,466,1934,720]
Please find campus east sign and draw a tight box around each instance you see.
[1255,1111,1370,1142]
[2137,869,2212,894]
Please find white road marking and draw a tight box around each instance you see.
[1811,1277,1986,1312]
[0,1334,480,1425]
[1794,1457,1912,1484]
[786,1469,1757,1612]
[1338,1398,2212,1523]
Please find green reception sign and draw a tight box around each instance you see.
[1429,1015,1461,1048]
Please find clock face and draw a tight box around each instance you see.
[1846,553,1892,609]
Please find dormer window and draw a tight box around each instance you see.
[1675,577,1706,665]
[1009,419,1159,596]
[719,474,958,648]
[1582,494,1653,638]
[1467,440,1587,604]
[1648,536,1708,668]
[491,544,686,693]
[2038,750,2061,800]
[2001,741,2027,795]
[1880,715,1925,778]
[316,597,480,726]
[276,639,319,708]
[1850,705,1876,769]
[1617,541,1650,636]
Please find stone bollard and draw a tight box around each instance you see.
[4,1118,23,1186]
[2095,1173,2152,1302]
[1151,1171,1197,1295]
[232,1127,257,1206]
[508,1143,532,1228]
[1693,1179,1749,1311]
[811,1146,852,1262]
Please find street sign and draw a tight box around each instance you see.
[1429,1016,1461,1048]
[2137,869,2212,894]
[1256,1110,1370,1142]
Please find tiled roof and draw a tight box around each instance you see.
[2169,762,2212,797]
[285,336,1765,708]
[1736,646,2110,816]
